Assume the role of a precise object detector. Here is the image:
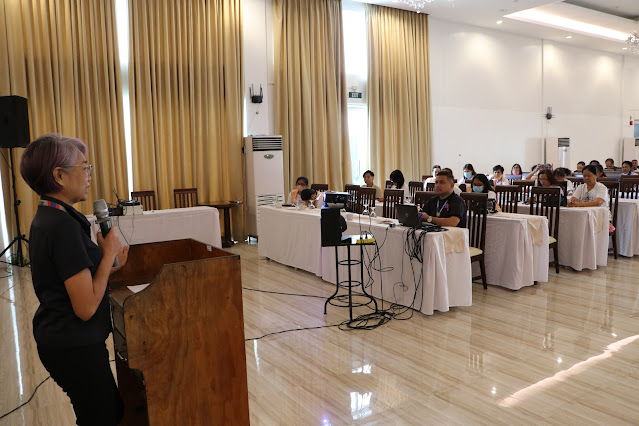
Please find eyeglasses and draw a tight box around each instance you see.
[66,164,93,176]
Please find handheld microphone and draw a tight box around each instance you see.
[93,199,119,267]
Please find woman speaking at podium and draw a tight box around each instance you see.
[20,134,129,425]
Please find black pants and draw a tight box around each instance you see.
[38,342,124,426]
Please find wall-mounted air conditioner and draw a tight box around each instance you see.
[244,136,285,238]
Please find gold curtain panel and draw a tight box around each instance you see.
[367,4,432,184]
[128,0,244,237]
[0,0,128,237]
[274,0,351,194]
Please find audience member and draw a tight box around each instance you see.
[568,165,608,207]
[595,164,606,178]
[389,169,408,199]
[462,163,476,183]
[490,165,508,185]
[605,158,618,171]
[424,165,441,184]
[441,168,462,195]
[575,161,585,173]
[288,176,308,204]
[471,174,501,212]
[511,163,522,176]
[553,168,573,197]
[538,169,566,206]
[361,170,383,199]
[418,170,466,227]
[300,188,324,208]
[621,161,636,176]
[633,159,638,171]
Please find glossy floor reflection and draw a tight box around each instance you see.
[2,243,639,424]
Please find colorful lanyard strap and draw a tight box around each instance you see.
[39,199,67,213]
[436,199,449,217]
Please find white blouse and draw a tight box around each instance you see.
[572,182,609,206]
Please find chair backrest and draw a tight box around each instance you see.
[558,180,568,195]
[601,180,619,227]
[619,176,639,199]
[357,187,376,214]
[413,191,437,210]
[344,184,360,212]
[512,180,535,202]
[383,189,404,219]
[425,182,435,191]
[311,183,328,191]
[494,185,518,213]
[529,186,560,241]
[131,190,157,211]
[421,175,432,182]
[408,181,423,199]
[458,183,466,193]
[460,193,487,251]
[566,176,584,189]
[597,177,618,183]
[385,179,393,189]
[174,188,198,208]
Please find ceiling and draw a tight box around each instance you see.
[354,0,639,56]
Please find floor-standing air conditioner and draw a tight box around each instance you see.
[244,135,285,238]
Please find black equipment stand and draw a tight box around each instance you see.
[324,235,378,322]
[0,148,29,266]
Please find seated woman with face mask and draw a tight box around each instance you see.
[470,174,501,212]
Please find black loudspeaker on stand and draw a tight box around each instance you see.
[0,96,31,266]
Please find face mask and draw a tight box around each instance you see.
[464,172,471,179]
[472,186,483,193]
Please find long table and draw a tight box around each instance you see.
[518,204,609,271]
[86,206,222,248]
[258,206,472,315]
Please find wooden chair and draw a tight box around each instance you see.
[385,179,393,189]
[458,183,466,193]
[358,187,376,214]
[601,181,619,259]
[382,189,404,219]
[597,177,618,183]
[421,175,432,182]
[512,180,535,202]
[566,176,584,189]
[413,191,437,210]
[529,186,561,273]
[131,190,157,211]
[344,184,360,213]
[495,185,518,213]
[425,182,435,191]
[311,183,328,191]
[408,181,423,200]
[619,176,639,199]
[173,188,199,208]
[460,193,488,289]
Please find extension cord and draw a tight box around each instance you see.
[356,237,376,244]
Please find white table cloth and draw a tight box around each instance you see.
[519,204,609,271]
[616,199,639,257]
[86,206,222,248]
[257,206,323,276]
[482,213,549,290]
[320,218,472,315]
[257,205,473,315]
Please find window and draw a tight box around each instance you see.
[343,5,368,185]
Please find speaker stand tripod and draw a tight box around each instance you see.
[0,148,29,267]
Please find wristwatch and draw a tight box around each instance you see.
[426,216,433,223]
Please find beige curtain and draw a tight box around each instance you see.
[274,0,351,194]
[366,4,431,183]
[0,0,127,245]
[128,0,244,236]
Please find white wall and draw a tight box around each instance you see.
[429,19,543,176]
[241,6,639,176]
[242,0,274,136]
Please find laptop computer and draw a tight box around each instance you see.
[396,204,421,227]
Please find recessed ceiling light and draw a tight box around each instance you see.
[496,20,503,25]
[566,35,572,39]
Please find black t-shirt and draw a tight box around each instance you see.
[422,192,467,228]
[29,195,111,348]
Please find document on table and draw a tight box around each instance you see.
[127,283,150,293]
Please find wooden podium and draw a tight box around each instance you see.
[109,239,249,425]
